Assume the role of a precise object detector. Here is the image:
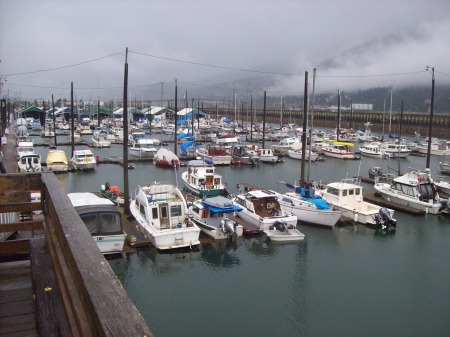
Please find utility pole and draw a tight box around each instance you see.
[425,66,435,169]
[123,48,130,215]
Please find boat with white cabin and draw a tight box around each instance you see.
[17,154,42,173]
[317,179,397,226]
[232,188,298,231]
[359,143,383,158]
[130,182,201,250]
[322,142,359,159]
[71,149,97,171]
[181,160,228,197]
[195,144,232,166]
[67,192,127,254]
[188,196,244,240]
[374,169,449,214]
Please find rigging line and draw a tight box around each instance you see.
[3,52,124,77]
[129,50,304,77]
[319,70,427,78]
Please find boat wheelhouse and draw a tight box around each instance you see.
[181,160,228,197]
[67,192,127,254]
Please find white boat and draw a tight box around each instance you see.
[153,147,179,168]
[233,188,298,230]
[359,143,383,158]
[433,177,450,195]
[264,222,305,243]
[71,149,97,171]
[318,179,397,226]
[188,196,244,240]
[92,132,112,148]
[230,145,260,165]
[46,150,69,173]
[129,131,161,147]
[322,142,359,159]
[416,140,450,156]
[380,142,411,158]
[270,137,300,154]
[439,161,450,175]
[257,148,279,163]
[16,141,35,160]
[277,182,342,228]
[67,192,127,254]
[214,134,240,148]
[287,143,320,161]
[130,182,201,250]
[41,127,56,138]
[374,169,449,214]
[17,154,42,173]
[128,137,158,158]
[195,144,232,166]
[181,160,228,197]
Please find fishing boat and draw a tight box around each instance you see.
[264,221,305,243]
[270,137,300,154]
[368,166,396,182]
[17,154,42,173]
[46,150,69,173]
[16,141,35,160]
[71,149,97,171]
[100,182,125,206]
[195,144,232,166]
[188,196,244,240]
[128,138,158,158]
[416,140,450,156]
[181,160,228,197]
[277,181,342,228]
[322,141,359,159]
[287,147,319,161]
[380,142,411,158]
[130,182,201,250]
[153,147,179,168]
[359,143,383,158]
[433,177,450,195]
[92,131,112,148]
[317,179,397,226]
[374,169,449,214]
[67,192,127,254]
[230,145,260,165]
[214,134,240,148]
[257,148,279,163]
[439,161,450,175]
[232,188,298,231]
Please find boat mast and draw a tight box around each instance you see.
[398,100,403,175]
[425,66,435,169]
[122,48,131,215]
[307,68,316,181]
[300,71,308,186]
[262,91,266,149]
[336,88,340,142]
[389,90,393,136]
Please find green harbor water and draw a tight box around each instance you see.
[32,136,450,337]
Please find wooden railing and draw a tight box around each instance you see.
[0,172,153,337]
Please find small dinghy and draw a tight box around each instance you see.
[264,221,305,243]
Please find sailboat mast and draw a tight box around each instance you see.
[300,71,308,186]
[389,90,393,135]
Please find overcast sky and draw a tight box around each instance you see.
[1,0,449,103]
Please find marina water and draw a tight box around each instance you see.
[33,137,450,337]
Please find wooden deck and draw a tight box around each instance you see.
[1,126,153,336]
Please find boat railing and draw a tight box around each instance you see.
[0,173,152,336]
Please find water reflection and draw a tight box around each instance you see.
[199,239,242,270]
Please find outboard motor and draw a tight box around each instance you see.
[105,181,111,191]
[222,219,237,240]
[438,199,450,213]
[374,207,397,229]
[273,221,287,232]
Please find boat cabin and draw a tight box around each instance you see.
[235,189,282,217]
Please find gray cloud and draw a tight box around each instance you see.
[1,0,449,101]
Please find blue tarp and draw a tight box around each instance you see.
[301,197,330,210]
[180,140,199,155]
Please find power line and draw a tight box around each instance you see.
[4,52,124,77]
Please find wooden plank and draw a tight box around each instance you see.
[0,239,30,256]
[0,221,43,232]
[30,236,72,337]
[41,172,154,337]
[0,287,33,304]
[0,298,34,317]
[0,202,42,213]
[0,313,36,335]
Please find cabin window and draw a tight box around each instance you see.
[99,212,122,234]
[161,206,168,218]
[170,205,182,217]
[152,207,158,219]
[327,187,339,196]
[80,214,98,234]
[355,189,361,196]
[342,190,348,197]
[192,205,200,214]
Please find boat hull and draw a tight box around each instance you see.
[279,203,341,227]
[374,184,443,214]
[264,229,305,243]
[93,234,127,254]
[236,208,297,231]
[192,218,244,240]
